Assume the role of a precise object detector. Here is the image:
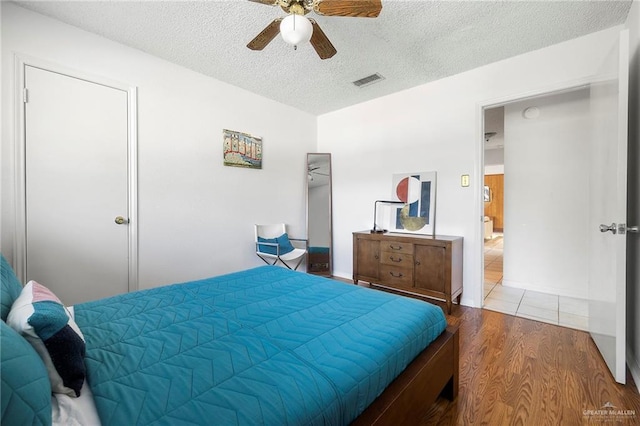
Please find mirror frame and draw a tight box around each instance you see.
[306,153,333,276]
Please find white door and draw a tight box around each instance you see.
[588,30,629,384]
[25,65,130,305]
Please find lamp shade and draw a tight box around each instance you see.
[280,14,313,46]
[372,200,405,233]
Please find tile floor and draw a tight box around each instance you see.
[483,233,589,331]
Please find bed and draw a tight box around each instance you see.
[1,256,458,425]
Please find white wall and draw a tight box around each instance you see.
[485,164,505,176]
[503,89,590,297]
[318,26,623,308]
[625,0,640,392]
[484,106,505,150]
[484,106,505,174]
[1,3,317,290]
[484,149,504,167]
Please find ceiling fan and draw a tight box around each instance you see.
[247,0,383,59]
[308,164,330,181]
[308,165,329,175]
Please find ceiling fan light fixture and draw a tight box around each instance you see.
[280,14,313,47]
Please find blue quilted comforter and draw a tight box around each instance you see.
[74,266,447,425]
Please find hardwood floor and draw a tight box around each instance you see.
[421,306,640,425]
[330,275,640,424]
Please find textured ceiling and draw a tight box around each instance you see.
[13,0,633,115]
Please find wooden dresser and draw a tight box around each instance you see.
[353,231,463,314]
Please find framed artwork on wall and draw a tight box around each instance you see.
[223,129,262,169]
[484,185,491,202]
[389,171,437,236]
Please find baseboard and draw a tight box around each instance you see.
[501,280,587,299]
[332,271,352,281]
[626,347,640,393]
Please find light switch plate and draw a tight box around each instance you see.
[461,174,470,187]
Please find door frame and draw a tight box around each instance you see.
[13,54,139,293]
[474,75,603,308]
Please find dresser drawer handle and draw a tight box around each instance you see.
[415,261,420,266]
[389,272,403,278]
[389,256,402,262]
[389,245,402,250]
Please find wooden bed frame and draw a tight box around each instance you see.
[353,325,459,425]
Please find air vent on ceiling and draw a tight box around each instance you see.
[352,73,385,88]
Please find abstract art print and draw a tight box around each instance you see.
[389,171,437,236]
[223,129,262,169]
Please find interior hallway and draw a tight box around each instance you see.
[482,234,589,331]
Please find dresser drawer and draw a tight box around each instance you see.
[380,264,413,288]
[380,252,414,267]
[380,240,414,255]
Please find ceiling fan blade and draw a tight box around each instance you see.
[309,20,337,60]
[314,0,382,18]
[248,0,279,6]
[247,18,283,51]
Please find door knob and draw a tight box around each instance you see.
[599,223,617,234]
[114,216,129,225]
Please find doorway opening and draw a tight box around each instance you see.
[482,106,505,299]
[476,30,629,385]
[481,89,590,332]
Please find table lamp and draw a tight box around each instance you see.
[371,200,405,233]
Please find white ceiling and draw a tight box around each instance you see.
[13,0,633,115]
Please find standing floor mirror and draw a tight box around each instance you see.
[306,153,332,276]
